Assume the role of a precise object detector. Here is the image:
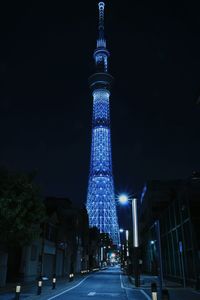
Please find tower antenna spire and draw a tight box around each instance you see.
[94,1,109,71]
[98,2,105,40]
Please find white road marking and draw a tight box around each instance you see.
[96,293,120,296]
[140,289,151,300]
[121,273,152,299]
[47,275,90,300]
[120,274,136,291]
[88,292,96,296]
[120,274,124,289]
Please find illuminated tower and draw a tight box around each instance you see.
[86,1,119,245]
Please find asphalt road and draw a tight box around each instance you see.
[46,266,149,300]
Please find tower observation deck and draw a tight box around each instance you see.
[86,2,120,245]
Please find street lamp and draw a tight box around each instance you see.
[119,194,129,205]
[118,194,140,287]
[150,220,164,300]
[119,228,128,267]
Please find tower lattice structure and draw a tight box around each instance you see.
[86,2,120,245]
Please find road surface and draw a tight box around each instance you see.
[46,266,149,300]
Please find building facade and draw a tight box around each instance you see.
[86,2,119,245]
[4,198,91,284]
[139,174,200,288]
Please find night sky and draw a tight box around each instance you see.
[1,0,200,226]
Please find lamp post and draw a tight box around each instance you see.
[119,229,124,267]
[119,228,129,268]
[119,194,140,287]
[150,220,163,300]
[125,230,129,258]
[132,198,140,287]
[155,220,163,296]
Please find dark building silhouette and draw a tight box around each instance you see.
[139,173,200,288]
[4,197,91,284]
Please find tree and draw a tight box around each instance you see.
[0,167,46,249]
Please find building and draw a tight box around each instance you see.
[139,173,200,288]
[88,227,101,269]
[5,198,90,283]
[86,1,120,245]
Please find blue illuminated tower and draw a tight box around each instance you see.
[86,2,120,245]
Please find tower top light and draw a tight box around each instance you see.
[96,1,107,51]
[92,1,111,78]
[98,2,105,40]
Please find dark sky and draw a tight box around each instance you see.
[0,0,200,225]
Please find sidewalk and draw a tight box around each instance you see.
[129,274,182,287]
[0,272,93,300]
[129,274,200,300]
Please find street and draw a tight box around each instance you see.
[1,266,200,300]
[46,266,148,300]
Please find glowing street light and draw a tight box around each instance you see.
[118,195,139,248]
[118,194,140,287]
[118,194,129,205]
